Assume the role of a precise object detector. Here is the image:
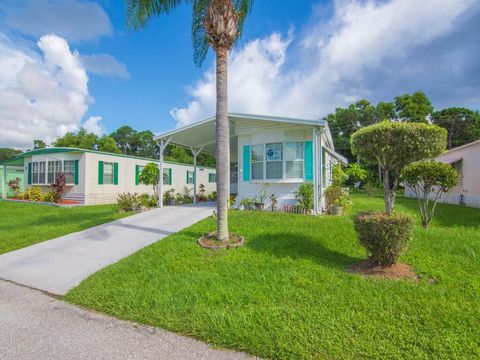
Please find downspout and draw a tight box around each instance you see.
[193,150,197,204]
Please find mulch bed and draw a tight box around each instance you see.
[198,232,244,250]
[347,259,419,281]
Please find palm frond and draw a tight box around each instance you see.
[192,0,211,66]
[126,0,186,29]
[233,0,253,37]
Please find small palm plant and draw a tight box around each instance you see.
[127,0,254,242]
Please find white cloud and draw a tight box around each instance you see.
[82,116,105,136]
[3,0,112,42]
[80,54,130,79]
[170,0,478,126]
[0,34,91,148]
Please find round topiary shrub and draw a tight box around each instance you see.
[354,211,414,266]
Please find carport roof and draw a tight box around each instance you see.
[154,113,328,154]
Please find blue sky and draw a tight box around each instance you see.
[0,0,479,148]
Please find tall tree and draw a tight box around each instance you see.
[110,126,136,154]
[0,148,22,162]
[127,0,253,241]
[394,91,433,122]
[431,107,480,149]
[98,136,122,154]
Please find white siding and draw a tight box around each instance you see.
[84,152,216,205]
[236,122,315,209]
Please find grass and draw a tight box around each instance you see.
[0,201,130,254]
[65,195,480,359]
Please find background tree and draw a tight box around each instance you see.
[98,136,122,153]
[431,107,480,149]
[394,91,433,122]
[0,148,22,162]
[127,0,253,242]
[402,161,458,228]
[351,121,447,214]
[33,140,46,149]
[110,126,136,154]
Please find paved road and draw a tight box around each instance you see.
[0,203,215,295]
[0,280,253,360]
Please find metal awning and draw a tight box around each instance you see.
[154,113,327,154]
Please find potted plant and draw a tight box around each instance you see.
[330,191,352,215]
[239,198,254,210]
[254,183,269,210]
[269,193,277,212]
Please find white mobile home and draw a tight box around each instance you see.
[155,113,347,213]
[1,148,216,205]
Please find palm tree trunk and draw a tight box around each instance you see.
[215,46,229,241]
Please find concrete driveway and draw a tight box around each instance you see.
[0,203,215,295]
[0,280,253,360]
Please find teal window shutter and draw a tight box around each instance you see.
[243,145,250,181]
[98,161,104,185]
[113,162,119,185]
[28,163,32,185]
[168,168,172,185]
[135,165,139,185]
[74,160,79,185]
[305,141,313,181]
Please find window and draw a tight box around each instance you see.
[251,144,264,180]
[163,168,172,185]
[103,162,114,185]
[186,170,194,184]
[285,142,304,179]
[266,143,283,179]
[32,161,46,184]
[208,173,216,183]
[47,160,63,184]
[63,160,75,184]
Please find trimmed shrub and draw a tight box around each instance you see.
[42,191,57,203]
[354,211,414,266]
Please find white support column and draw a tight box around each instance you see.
[313,128,319,215]
[190,146,204,204]
[158,141,164,208]
[319,130,324,212]
[2,164,6,199]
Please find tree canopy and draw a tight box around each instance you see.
[351,121,447,214]
[0,148,23,162]
[431,107,480,149]
[402,160,458,228]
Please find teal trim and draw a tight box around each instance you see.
[74,160,79,185]
[98,161,104,185]
[243,145,250,181]
[305,141,313,181]
[113,162,119,185]
[135,165,140,185]
[27,163,32,185]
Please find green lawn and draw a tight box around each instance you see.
[65,195,480,359]
[0,201,129,254]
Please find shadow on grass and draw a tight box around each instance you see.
[246,232,361,270]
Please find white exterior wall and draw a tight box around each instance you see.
[24,152,86,203]
[84,152,216,205]
[405,141,480,208]
[235,120,333,210]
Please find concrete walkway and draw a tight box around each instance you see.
[0,280,253,360]
[0,203,215,295]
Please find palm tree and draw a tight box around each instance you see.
[127,0,253,242]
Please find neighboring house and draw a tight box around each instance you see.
[1,148,216,205]
[405,139,480,208]
[155,113,347,213]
